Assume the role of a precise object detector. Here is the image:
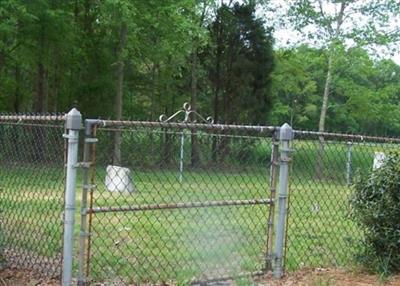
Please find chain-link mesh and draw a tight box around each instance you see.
[83,121,276,284]
[4,113,397,283]
[285,130,400,271]
[0,116,65,278]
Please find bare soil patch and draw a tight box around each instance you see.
[2,267,400,285]
[258,268,400,286]
[0,268,59,286]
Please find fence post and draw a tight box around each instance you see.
[179,130,185,182]
[62,108,82,286]
[265,133,279,270]
[273,123,293,279]
[346,142,353,185]
[77,120,98,286]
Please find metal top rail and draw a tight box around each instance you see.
[94,119,400,143]
[1,109,399,143]
[294,129,400,143]
[0,113,65,121]
[92,119,278,134]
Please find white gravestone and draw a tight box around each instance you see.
[105,165,135,192]
[373,152,386,170]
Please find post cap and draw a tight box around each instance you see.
[66,108,82,130]
[279,123,293,141]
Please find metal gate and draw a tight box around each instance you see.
[76,117,285,285]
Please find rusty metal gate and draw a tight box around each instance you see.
[77,117,280,285]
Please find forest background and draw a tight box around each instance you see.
[1,0,400,136]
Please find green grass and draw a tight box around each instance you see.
[285,181,363,270]
[87,168,270,283]
[0,166,64,258]
[2,137,397,284]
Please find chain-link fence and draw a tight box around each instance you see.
[0,115,66,278]
[80,121,277,284]
[285,130,400,271]
[2,109,400,285]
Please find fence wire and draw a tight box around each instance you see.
[285,131,400,271]
[2,113,400,285]
[0,116,65,278]
[84,121,276,284]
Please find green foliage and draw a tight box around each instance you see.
[0,0,202,118]
[206,2,275,124]
[350,152,400,274]
[287,0,400,49]
[269,45,323,127]
[284,0,400,135]
[270,45,400,135]
[0,0,400,137]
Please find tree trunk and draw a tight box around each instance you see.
[0,51,4,74]
[212,15,223,164]
[14,65,21,113]
[189,1,207,168]
[150,64,157,120]
[319,52,333,134]
[33,60,47,163]
[315,2,346,179]
[161,103,174,167]
[112,22,127,166]
[190,48,201,168]
[32,25,48,163]
[212,82,220,163]
[13,65,21,162]
[74,0,79,21]
[34,62,46,113]
[149,64,157,163]
[315,53,333,179]
[162,127,173,167]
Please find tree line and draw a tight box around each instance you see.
[1,0,400,137]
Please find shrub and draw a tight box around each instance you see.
[350,152,400,274]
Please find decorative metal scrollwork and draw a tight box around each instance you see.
[159,102,213,124]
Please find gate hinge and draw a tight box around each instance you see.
[80,231,91,237]
[279,157,292,163]
[62,133,78,141]
[82,184,96,190]
[75,162,91,168]
[85,138,98,143]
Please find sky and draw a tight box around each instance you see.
[274,28,400,65]
[261,0,400,65]
[393,54,400,64]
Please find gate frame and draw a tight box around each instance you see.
[75,117,292,284]
[77,119,103,286]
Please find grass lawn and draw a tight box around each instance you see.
[86,168,270,284]
[2,134,395,284]
[0,166,360,284]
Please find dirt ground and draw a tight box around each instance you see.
[1,268,400,286]
[257,268,400,286]
[0,268,59,286]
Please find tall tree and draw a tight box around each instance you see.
[208,2,275,124]
[287,0,400,178]
[96,0,200,164]
[269,44,400,135]
[189,0,211,168]
[207,2,274,160]
[96,1,135,164]
[269,45,323,129]
[288,0,400,132]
